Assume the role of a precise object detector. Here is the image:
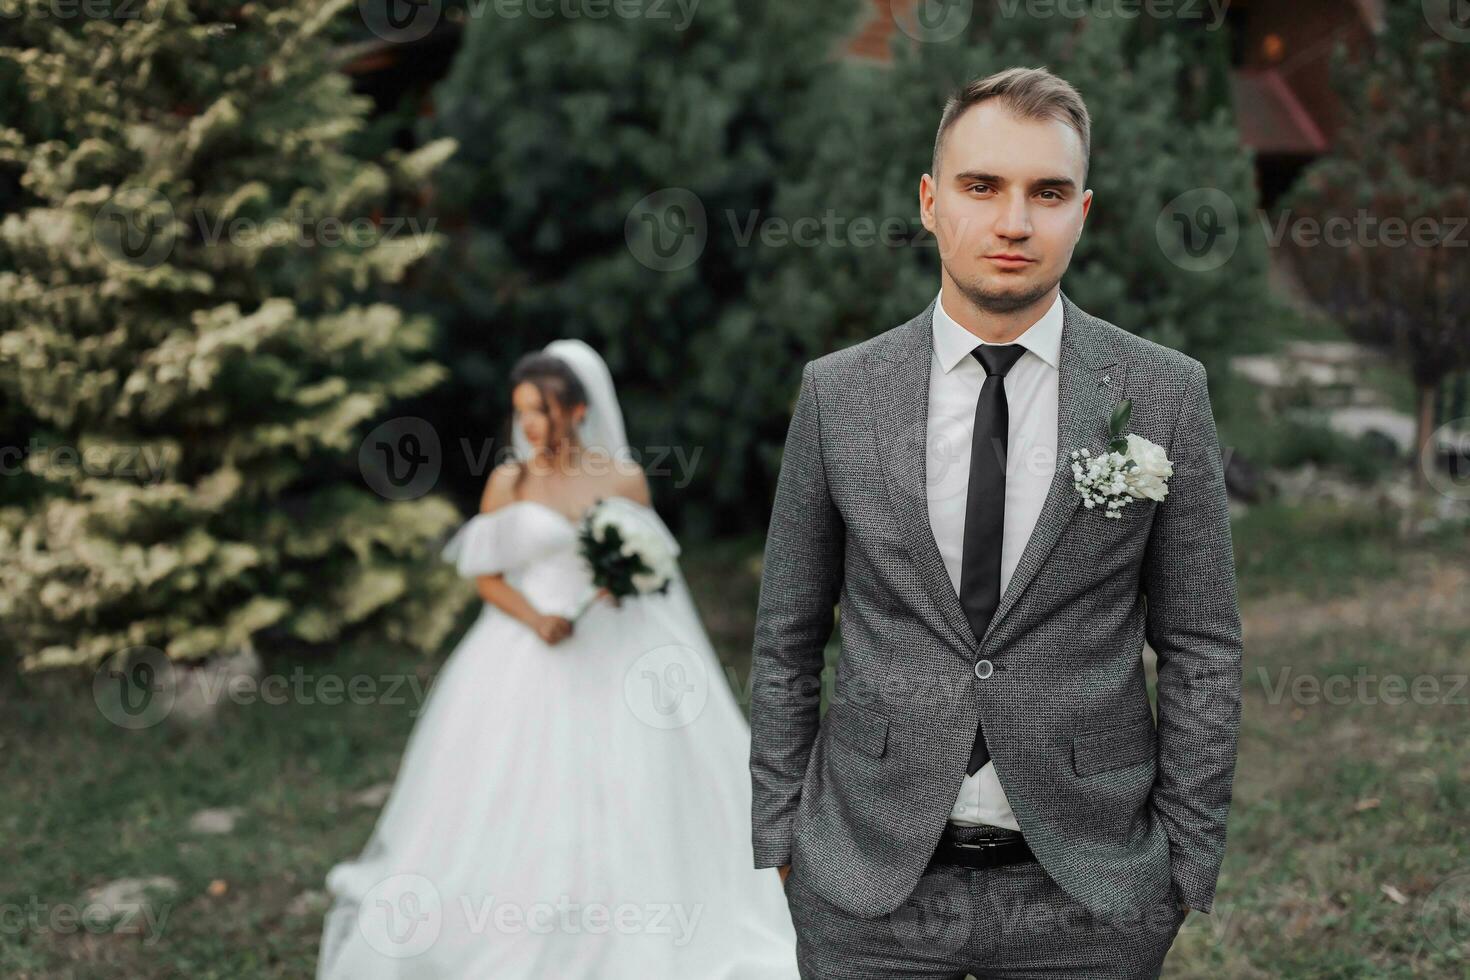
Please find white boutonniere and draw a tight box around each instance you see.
[1071,398,1173,518]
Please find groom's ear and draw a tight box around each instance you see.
[918,173,937,233]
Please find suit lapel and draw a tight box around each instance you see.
[868,297,977,650]
[867,291,1126,655]
[978,294,1125,651]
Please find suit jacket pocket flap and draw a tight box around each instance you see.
[829,701,889,758]
[1072,719,1156,776]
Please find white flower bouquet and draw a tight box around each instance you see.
[567,497,678,621]
[1071,398,1174,518]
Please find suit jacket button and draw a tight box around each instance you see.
[973,659,994,680]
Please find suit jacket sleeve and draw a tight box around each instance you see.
[1142,361,1243,914]
[748,361,844,869]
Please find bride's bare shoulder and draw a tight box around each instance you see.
[608,461,651,507]
[481,461,524,515]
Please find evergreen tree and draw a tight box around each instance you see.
[424,0,866,533]
[420,1,1261,534]
[714,4,1269,529]
[0,0,467,671]
[746,4,1264,387]
[1280,0,1470,490]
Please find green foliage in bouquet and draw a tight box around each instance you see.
[0,0,468,671]
[1108,398,1133,456]
[576,514,672,604]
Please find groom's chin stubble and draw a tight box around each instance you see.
[952,275,1060,315]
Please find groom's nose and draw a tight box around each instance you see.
[993,199,1034,240]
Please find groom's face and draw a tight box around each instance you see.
[920,101,1092,313]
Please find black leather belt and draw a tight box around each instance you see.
[929,823,1037,869]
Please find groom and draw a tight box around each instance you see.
[749,67,1242,978]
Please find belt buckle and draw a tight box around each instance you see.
[950,837,1009,851]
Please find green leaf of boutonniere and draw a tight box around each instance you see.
[1107,398,1132,454]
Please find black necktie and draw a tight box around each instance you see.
[960,343,1027,776]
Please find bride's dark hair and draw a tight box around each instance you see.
[504,351,590,491]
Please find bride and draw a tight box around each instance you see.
[316,339,798,978]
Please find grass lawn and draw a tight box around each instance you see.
[1,499,1466,977]
[1165,500,1470,979]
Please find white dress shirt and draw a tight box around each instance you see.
[926,286,1064,829]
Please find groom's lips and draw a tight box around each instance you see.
[986,254,1035,269]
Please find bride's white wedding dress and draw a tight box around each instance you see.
[316,494,798,979]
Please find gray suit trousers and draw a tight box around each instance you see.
[784,854,1188,979]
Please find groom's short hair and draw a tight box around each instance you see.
[931,67,1091,183]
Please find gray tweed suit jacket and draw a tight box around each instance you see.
[749,291,1242,927]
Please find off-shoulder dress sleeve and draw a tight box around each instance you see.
[440,510,521,578]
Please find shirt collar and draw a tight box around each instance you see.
[931,286,1063,375]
